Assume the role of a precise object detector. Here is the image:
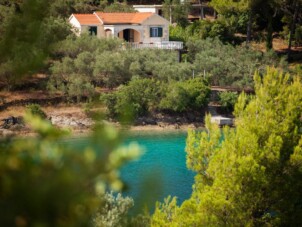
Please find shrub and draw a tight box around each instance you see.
[189,38,286,89]
[218,91,239,112]
[93,192,134,227]
[0,114,142,226]
[184,78,211,109]
[101,78,160,118]
[159,83,189,112]
[100,93,118,118]
[159,78,210,112]
[26,104,47,119]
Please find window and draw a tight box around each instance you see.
[158,9,163,16]
[89,26,97,36]
[150,27,163,37]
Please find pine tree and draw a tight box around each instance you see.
[152,68,302,226]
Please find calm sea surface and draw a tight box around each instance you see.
[66,130,195,208]
[121,131,195,207]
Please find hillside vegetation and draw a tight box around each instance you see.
[0,0,302,226]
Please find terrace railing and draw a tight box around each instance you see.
[127,41,183,50]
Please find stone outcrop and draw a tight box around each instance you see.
[50,115,93,129]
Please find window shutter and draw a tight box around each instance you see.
[158,27,163,37]
[150,27,153,37]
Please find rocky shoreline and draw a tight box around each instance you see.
[0,110,205,138]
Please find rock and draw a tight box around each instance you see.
[77,122,86,128]
[1,116,24,129]
[0,129,15,137]
[69,120,78,127]
[145,118,156,125]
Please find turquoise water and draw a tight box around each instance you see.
[121,131,195,207]
[65,131,195,208]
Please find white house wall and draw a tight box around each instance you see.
[133,7,157,13]
[133,5,163,15]
[69,16,81,36]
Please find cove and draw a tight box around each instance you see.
[65,130,195,207]
[120,131,195,207]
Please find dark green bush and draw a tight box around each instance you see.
[26,104,47,119]
[218,91,239,112]
[188,38,286,89]
[101,78,160,118]
[159,83,189,112]
[159,78,210,112]
[169,19,234,44]
[102,77,210,117]
[49,37,192,98]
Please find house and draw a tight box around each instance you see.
[133,2,216,23]
[132,5,163,16]
[69,12,183,49]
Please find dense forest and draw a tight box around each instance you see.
[0,0,302,226]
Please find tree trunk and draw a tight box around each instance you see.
[198,0,204,19]
[201,6,204,19]
[287,1,299,60]
[266,13,273,50]
[169,3,172,24]
[246,10,252,46]
[213,9,217,19]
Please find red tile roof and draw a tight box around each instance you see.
[72,14,101,25]
[94,12,153,24]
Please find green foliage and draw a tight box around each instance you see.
[162,0,190,27]
[294,25,302,46]
[103,2,136,13]
[49,38,194,99]
[93,51,132,88]
[48,0,136,16]
[0,113,142,226]
[291,64,302,78]
[93,190,150,227]
[169,19,234,43]
[188,38,286,88]
[218,91,239,112]
[101,78,160,118]
[219,11,249,34]
[52,34,122,59]
[101,93,118,118]
[159,83,189,112]
[26,104,47,119]
[152,68,302,225]
[102,77,210,117]
[159,78,210,112]
[93,191,134,227]
[48,36,124,99]
[169,25,188,42]
[210,0,250,14]
[0,0,71,87]
[151,196,179,226]
[197,20,231,41]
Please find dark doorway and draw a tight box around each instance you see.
[123,29,134,42]
[158,9,163,16]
